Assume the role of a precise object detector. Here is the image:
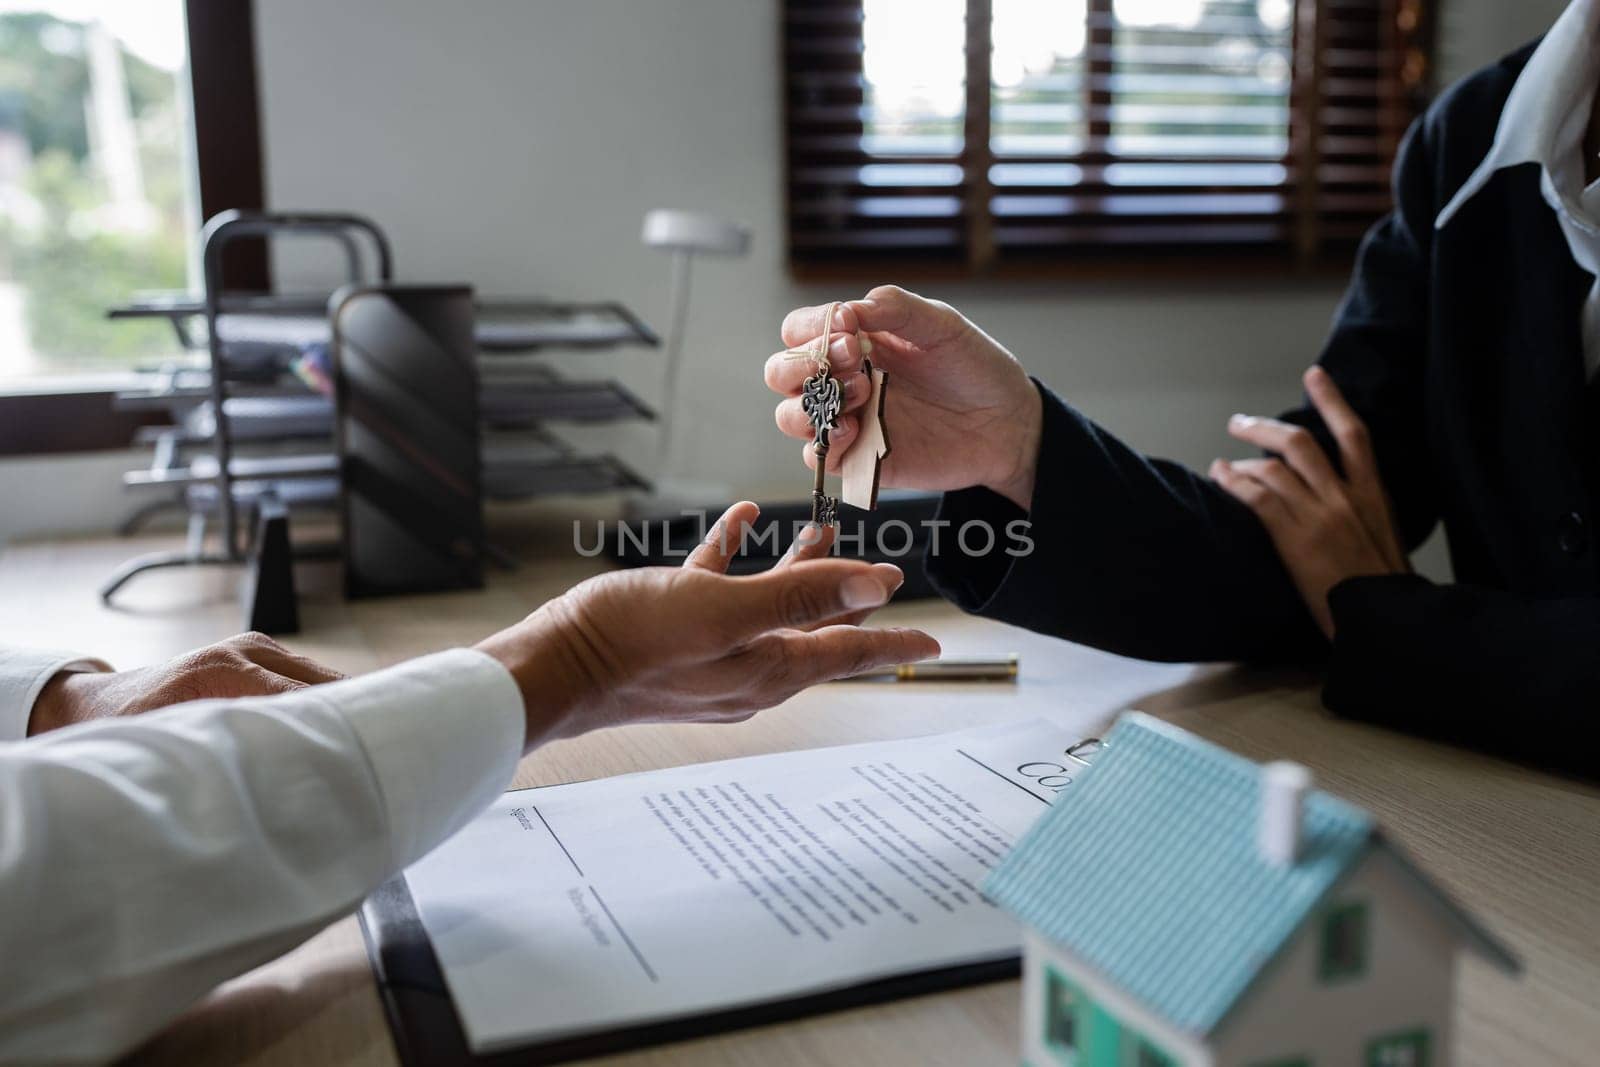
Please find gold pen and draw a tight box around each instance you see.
[834,654,1020,683]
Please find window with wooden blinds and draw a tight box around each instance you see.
[782,0,1432,275]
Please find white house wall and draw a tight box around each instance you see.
[1213,850,1460,1066]
[1020,929,1213,1067]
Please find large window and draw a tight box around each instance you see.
[783,0,1433,274]
[0,0,198,386]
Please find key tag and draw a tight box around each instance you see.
[841,334,890,511]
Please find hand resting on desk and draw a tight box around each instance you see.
[27,631,345,735]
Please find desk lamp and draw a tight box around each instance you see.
[641,210,750,505]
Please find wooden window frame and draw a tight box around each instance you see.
[186,0,271,293]
[783,0,1436,282]
[0,0,267,455]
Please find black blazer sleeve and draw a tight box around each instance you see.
[925,381,1324,662]
[921,117,1448,666]
[1273,110,1600,756]
[1279,113,1441,551]
[1323,575,1600,762]
[927,104,1599,771]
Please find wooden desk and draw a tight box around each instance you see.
[1,531,1595,1067]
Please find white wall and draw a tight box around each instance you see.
[1435,0,1567,86]
[0,450,146,544]
[1,0,1567,547]
[1214,850,1459,1066]
[250,0,1571,497]
[251,0,1346,505]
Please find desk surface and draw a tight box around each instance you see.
[1,532,1596,1067]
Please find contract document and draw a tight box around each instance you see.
[391,719,1090,1056]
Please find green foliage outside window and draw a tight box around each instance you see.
[1,11,191,376]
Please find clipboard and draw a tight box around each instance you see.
[355,723,1104,1064]
[358,874,1019,1066]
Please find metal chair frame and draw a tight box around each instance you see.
[100,211,393,606]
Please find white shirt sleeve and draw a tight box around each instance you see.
[0,647,525,1066]
[0,647,113,741]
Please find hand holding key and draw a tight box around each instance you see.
[785,301,857,524]
[767,286,1044,510]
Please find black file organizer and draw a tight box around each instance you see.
[330,286,485,597]
[471,302,656,501]
[104,212,661,622]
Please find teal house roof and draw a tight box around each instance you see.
[986,712,1518,1036]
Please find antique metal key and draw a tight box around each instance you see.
[799,313,843,526]
[786,301,891,526]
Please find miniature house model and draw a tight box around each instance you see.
[987,713,1519,1067]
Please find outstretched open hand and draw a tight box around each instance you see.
[477,502,939,747]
